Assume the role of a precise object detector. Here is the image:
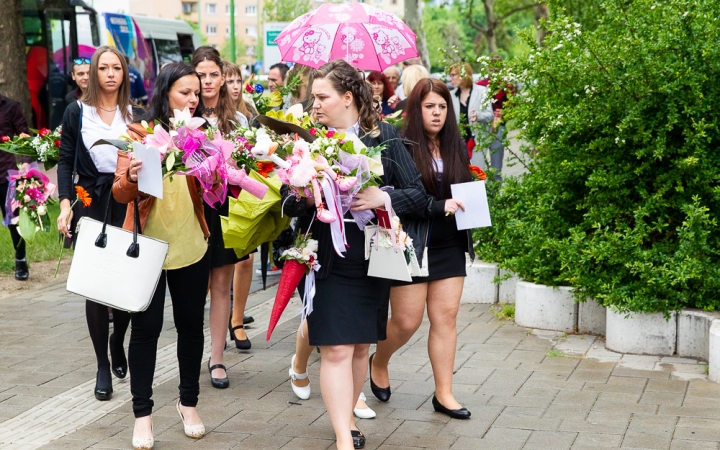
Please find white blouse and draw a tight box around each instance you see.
[81,103,133,174]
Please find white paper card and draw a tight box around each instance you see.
[451,181,491,230]
[133,143,163,199]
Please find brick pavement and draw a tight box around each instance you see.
[0,276,719,449]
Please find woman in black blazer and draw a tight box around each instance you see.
[370,78,476,420]
[282,59,426,450]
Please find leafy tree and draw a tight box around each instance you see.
[477,0,720,315]
[220,37,247,63]
[0,0,32,123]
[462,0,542,54]
[262,0,312,22]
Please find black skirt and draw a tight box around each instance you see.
[393,243,467,286]
[306,221,392,346]
[204,194,243,268]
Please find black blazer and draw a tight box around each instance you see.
[282,121,427,279]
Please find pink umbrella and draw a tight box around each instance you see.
[275,3,418,71]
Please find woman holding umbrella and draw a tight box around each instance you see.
[282,59,426,450]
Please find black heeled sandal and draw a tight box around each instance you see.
[208,359,229,389]
[228,319,252,350]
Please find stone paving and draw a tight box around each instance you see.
[1,273,719,449]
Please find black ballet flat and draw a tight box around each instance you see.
[243,315,254,325]
[228,319,251,350]
[109,333,127,379]
[208,360,229,389]
[369,353,391,402]
[94,370,113,401]
[431,395,471,420]
[351,430,366,449]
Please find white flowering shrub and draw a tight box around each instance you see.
[475,0,720,314]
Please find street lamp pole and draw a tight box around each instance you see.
[197,0,202,42]
[229,0,236,62]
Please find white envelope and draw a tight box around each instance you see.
[451,180,491,230]
[133,143,164,199]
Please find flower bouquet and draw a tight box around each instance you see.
[0,127,62,170]
[266,233,320,341]
[3,163,56,242]
[244,77,283,115]
[382,109,405,131]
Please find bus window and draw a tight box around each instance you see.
[177,33,194,63]
[154,39,182,66]
[45,9,72,128]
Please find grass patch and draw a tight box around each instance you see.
[546,349,565,358]
[490,303,515,321]
[0,203,69,274]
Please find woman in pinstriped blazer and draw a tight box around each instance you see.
[282,60,427,450]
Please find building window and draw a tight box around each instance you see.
[207,24,217,35]
[206,3,217,14]
[245,4,256,16]
[246,25,257,38]
[225,25,230,37]
[182,2,196,14]
[391,0,397,4]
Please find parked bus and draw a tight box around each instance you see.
[24,0,100,129]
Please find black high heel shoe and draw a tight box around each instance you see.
[228,319,251,350]
[369,353,391,402]
[109,333,127,379]
[208,359,229,389]
[431,395,471,420]
[94,369,113,401]
[351,430,366,449]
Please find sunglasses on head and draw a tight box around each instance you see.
[73,58,91,65]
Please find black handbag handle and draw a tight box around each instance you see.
[95,194,141,259]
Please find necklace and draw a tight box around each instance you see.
[97,105,117,113]
[204,107,216,115]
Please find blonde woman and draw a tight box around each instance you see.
[394,64,430,112]
[448,62,492,146]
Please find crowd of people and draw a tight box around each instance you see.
[0,45,507,450]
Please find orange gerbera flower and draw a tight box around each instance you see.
[256,161,274,178]
[468,165,487,181]
[75,186,92,207]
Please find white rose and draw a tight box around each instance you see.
[37,205,46,216]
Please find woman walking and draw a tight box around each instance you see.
[283,60,426,450]
[448,62,493,152]
[191,46,248,387]
[113,62,217,449]
[56,46,133,402]
[369,79,474,419]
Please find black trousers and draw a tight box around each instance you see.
[129,252,210,418]
[0,181,26,260]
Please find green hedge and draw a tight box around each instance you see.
[475,0,720,314]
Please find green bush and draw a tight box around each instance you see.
[477,0,720,314]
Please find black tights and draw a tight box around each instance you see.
[0,181,25,260]
[86,300,130,387]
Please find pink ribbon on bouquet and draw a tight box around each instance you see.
[176,134,228,207]
[320,177,347,257]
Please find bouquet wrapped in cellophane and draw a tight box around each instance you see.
[0,127,62,170]
[3,162,56,242]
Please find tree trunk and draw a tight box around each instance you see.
[535,3,550,46]
[404,0,430,68]
[0,0,32,125]
[482,0,498,54]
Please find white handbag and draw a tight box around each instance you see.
[66,200,168,312]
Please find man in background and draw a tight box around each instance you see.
[0,94,30,280]
[384,66,404,101]
[64,58,90,106]
[267,63,289,93]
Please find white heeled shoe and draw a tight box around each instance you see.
[289,354,311,400]
[132,418,153,450]
[354,393,377,419]
[176,400,205,439]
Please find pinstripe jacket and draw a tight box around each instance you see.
[282,122,428,279]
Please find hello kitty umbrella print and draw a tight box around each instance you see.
[274,3,419,71]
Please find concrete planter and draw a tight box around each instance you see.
[578,299,606,336]
[498,269,518,304]
[460,261,499,304]
[606,310,677,356]
[709,321,720,383]
[678,310,720,361]
[515,281,576,332]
